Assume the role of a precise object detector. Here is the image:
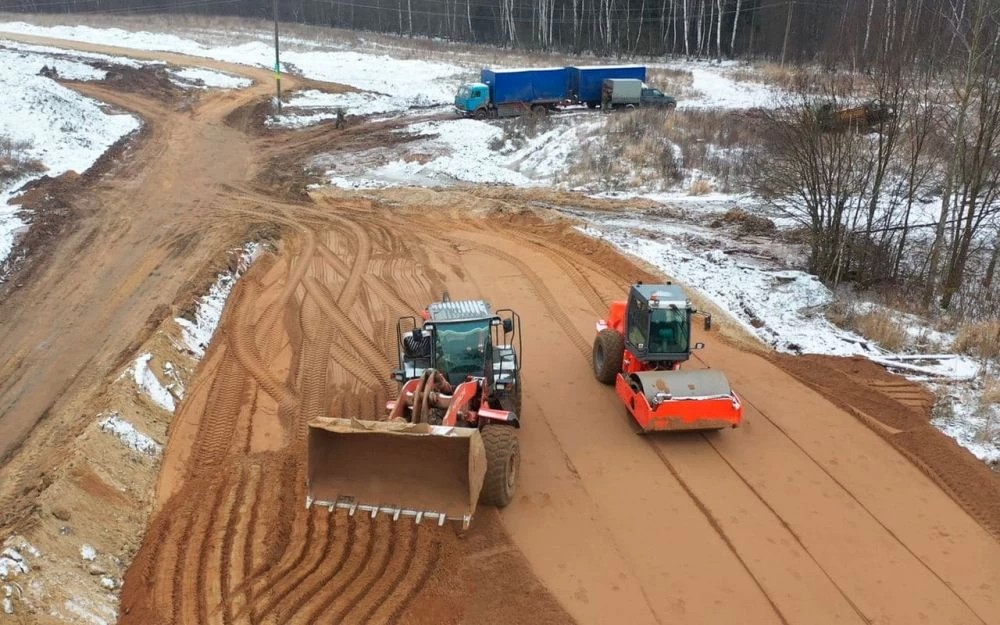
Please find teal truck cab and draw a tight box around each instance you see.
[455,82,492,119]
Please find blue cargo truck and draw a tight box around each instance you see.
[568,65,646,108]
[454,64,674,118]
[455,67,571,118]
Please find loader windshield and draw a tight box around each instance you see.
[435,319,491,380]
[648,308,689,354]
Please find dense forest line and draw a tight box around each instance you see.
[0,0,967,64]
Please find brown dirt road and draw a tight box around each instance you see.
[0,34,999,625]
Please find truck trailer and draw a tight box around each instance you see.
[569,65,646,108]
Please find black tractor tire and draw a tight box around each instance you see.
[473,108,488,120]
[593,329,625,385]
[480,425,520,507]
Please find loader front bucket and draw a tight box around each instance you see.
[306,418,487,528]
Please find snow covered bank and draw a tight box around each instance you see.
[98,413,162,456]
[0,22,466,108]
[324,115,603,188]
[175,242,261,358]
[268,90,413,128]
[0,46,141,270]
[169,66,251,89]
[672,64,785,110]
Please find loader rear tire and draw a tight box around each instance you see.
[480,425,519,507]
[593,329,625,385]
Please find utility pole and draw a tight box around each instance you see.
[273,0,281,113]
[780,0,793,66]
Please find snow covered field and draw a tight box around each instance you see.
[0,21,468,110]
[0,45,141,271]
[322,115,604,188]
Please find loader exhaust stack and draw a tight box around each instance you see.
[306,418,487,528]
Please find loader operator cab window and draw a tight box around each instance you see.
[648,308,689,354]
[435,319,491,382]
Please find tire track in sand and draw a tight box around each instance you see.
[344,521,420,625]
[217,462,256,625]
[383,539,442,625]
[297,514,390,625]
[273,512,355,624]
[303,276,395,403]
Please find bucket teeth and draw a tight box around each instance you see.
[415,511,424,524]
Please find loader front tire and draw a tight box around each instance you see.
[593,329,625,385]
[480,425,519,507]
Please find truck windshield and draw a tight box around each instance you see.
[456,86,471,100]
[435,319,491,377]
[647,308,689,353]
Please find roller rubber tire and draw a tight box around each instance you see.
[593,329,625,385]
[480,425,519,507]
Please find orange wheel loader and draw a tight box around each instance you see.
[593,283,742,432]
[306,294,522,529]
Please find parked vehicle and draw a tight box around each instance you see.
[569,65,646,108]
[601,78,677,110]
[812,99,895,131]
[454,65,676,118]
[455,67,571,118]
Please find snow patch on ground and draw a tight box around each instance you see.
[175,243,261,358]
[0,22,464,108]
[79,545,96,562]
[932,392,1000,465]
[0,38,148,68]
[0,45,140,268]
[169,67,251,89]
[673,64,784,110]
[62,597,113,625]
[0,44,106,80]
[0,46,139,174]
[325,116,602,188]
[0,547,29,579]
[268,90,412,128]
[98,413,162,456]
[132,353,175,411]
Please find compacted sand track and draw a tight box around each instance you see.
[117,200,1000,625]
[0,35,999,625]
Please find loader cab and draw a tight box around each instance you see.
[395,298,521,396]
[625,284,696,362]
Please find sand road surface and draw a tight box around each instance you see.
[0,34,998,625]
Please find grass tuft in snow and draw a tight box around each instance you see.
[0,135,43,184]
[954,320,1000,361]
